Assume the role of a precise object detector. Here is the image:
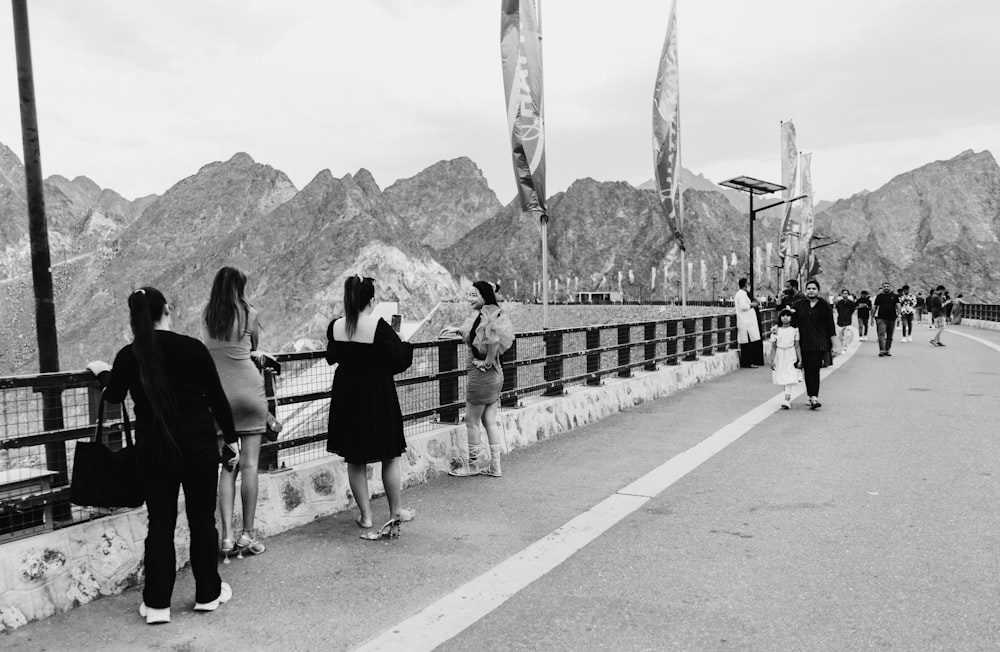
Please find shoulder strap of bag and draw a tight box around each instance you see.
[94,388,136,448]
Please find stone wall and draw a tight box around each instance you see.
[0,351,739,631]
[961,318,1000,332]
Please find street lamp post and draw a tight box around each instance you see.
[718,175,806,301]
[711,276,717,304]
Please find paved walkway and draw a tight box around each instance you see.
[6,323,1000,651]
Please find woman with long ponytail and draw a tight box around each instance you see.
[325,275,415,540]
[204,266,270,558]
[89,287,238,625]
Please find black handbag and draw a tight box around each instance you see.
[70,393,144,508]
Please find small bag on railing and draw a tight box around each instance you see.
[264,411,283,443]
[70,392,144,508]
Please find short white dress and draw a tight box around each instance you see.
[771,326,801,386]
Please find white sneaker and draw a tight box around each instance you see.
[139,603,171,624]
[194,582,232,612]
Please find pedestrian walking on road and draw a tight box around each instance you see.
[873,282,899,357]
[203,266,270,560]
[326,275,416,540]
[440,281,515,477]
[855,290,872,341]
[951,293,965,325]
[88,287,238,624]
[792,279,839,409]
[734,277,764,368]
[929,285,948,347]
[915,290,926,323]
[834,289,856,353]
[898,285,916,342]
[769,308,801,409]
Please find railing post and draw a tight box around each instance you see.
[643,322,657,371]
[666,319,679,365]
[586,327,602,386]
[617,325,632,377]
[38,386,71,523]
[260,370,279,471]
[438,339,461,423]
[500,339,518,407]
[717,315,728,353]
[543,331,564,396]
[701,316,714,355]
[683,318,697,361]
[729,314,739,349]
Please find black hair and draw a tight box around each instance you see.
[779,307,794,317]
[738,277,748,289]
[787,279,799,289]
[127,287,181,462]
[204,266,251,341]
[805,278,820,290]
[344,275,376,339]
[473,280,499,306]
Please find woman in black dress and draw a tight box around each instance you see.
[326,276,414,540]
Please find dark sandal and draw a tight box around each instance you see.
[360,519,400,541]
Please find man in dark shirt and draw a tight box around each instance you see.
[929,285,947,346]
[872,282,899,357]
[834,289,856,353]
[855,290,872,341]
[791,279,839,409]
[779,279,805,310]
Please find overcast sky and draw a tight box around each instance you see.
[2,0,998,204]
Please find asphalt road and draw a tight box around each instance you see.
[6,323,999,651]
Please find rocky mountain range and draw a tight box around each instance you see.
[1,141,997,375]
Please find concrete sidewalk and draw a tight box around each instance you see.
[4,323,998,651]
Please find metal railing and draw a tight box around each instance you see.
[1,308,771,543]
[963,303,1000,322]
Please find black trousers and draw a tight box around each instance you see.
[739,339,764,367]
[857,314,869,337]
[140,413,222,609]
[900,313,913,337]
[802,350,826,398]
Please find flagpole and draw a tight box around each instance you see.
[678,144,687,310]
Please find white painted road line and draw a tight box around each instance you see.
[948,329,1000,353]
[354,342,858,652]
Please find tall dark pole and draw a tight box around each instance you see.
[13,0,69,513]
[13,0,59,373]
[748,192,755,300]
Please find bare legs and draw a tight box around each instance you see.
[451,401,504,477]
[349,457,404,526]
[217,433,263,545]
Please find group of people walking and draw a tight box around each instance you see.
[742,279,963,411]
[737,277,839,409]
[88,268,513,625]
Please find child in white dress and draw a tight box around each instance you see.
[770,308,802,409]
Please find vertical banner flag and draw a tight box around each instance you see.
[700,259,707,290]
[765,242,773,284]
[754,246,762,279]
[778,120,798,264]
[797,152,815,281]
[687,261,694,291]
[501,0,546,214]
[651,266,656,290]
[722,255,728,280]
[652,0,685,250]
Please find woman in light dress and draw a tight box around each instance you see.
[203,267,269,558]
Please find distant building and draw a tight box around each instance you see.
[576,291,624,304]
